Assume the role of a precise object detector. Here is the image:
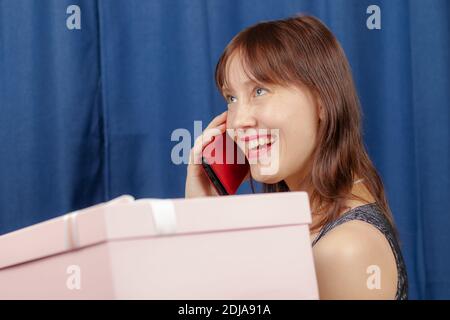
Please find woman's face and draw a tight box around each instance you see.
[224,53,322,189]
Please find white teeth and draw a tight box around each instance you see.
[248,136,275,150]
[270,136,275,144]
[248,139,259,150]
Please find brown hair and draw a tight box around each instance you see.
[214,14,396,233]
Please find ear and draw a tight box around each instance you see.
[316,97,325,121]
[310,89,324,121]
[319,105,325,121]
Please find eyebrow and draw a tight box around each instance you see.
[222,79,261,95]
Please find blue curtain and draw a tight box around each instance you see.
[0,0,449,299]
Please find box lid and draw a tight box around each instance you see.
[0,192,311,269]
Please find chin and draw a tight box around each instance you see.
[249,165,283,184]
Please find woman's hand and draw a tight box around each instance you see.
[185,111,228,198]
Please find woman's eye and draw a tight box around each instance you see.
[226,95,237,104]
[255,88,268,97]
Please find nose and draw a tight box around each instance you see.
[228,104,257,131]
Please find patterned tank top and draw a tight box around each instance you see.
[311,202,408,300]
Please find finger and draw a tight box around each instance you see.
[195,125,226,155]
[203,123,226,144]
[205,111,227,130]
[190,124,226,165]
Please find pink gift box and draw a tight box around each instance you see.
[0,192,318,299]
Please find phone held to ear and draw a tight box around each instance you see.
[201,132,250,195]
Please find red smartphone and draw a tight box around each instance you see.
[201,131,249,195]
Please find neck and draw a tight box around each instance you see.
[284,162,313,193]
[285,175,308,191]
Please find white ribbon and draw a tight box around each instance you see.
[63,211,79,250]
[149,200,177,235]
[62,199,177,251]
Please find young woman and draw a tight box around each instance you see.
[185,14,408,300]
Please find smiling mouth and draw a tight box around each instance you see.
[247,135,275,151]
[245,135,276,161]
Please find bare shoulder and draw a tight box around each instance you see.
[312,219,398,299]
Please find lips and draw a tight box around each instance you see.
[240,134,276,161]
[248,142,273,161]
